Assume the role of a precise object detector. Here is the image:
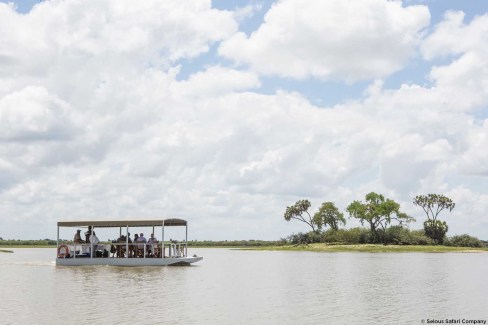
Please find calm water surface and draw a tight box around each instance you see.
[0,248,487,324]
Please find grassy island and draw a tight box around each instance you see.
[246,243,488,253]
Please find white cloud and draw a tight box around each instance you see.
[421,11,488,59]
[219,0,430,81]
[421,12,488,112]
[233,3,263,22]
[0,86,77,141]
[1,1,488,242]
[172,66,261,97]
[444,187,488,238]
[457,120,488,176]
[0,0,237,77]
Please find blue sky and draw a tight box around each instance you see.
[4,0,488,107]
[1,0,488,240]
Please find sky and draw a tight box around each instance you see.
[1,0,488,241]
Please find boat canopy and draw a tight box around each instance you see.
[57,219,187,228]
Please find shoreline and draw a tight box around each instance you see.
[243,244,488,253]
[0,245,54,249]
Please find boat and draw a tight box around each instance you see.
[55,219,203,266]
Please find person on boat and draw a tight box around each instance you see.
[90,231,100,254]
[138,233,147,246]
[147,233,158,257]
[129,233,138,257]
[73,230,85,249]
[135,233,147,257]
[116,234,127,258]
[148,233,157,244]
[85,226,92,244]
[74,229,86,255]
[126,233,134,257]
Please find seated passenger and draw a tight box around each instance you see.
[138,233,147,244]
[116,235,127,257]
[135,233,147,257]
[74,229,85,244]
[73,230,85,254]
[110,240,117,256]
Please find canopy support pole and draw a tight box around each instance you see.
[162,221,165,259]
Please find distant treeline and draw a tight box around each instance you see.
[0,239,57,246]
[187,239,285,247]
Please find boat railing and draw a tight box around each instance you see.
[57,241,187,259]
[168,242,185,258]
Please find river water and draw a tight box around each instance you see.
[0,248,487,325]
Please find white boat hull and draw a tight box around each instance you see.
[56,256,203,266]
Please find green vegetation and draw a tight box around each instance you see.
[424,219,449,244]
[0,239,57,247]
[284,200,348,233]
[282,227,486,248]
[284,199,318,232]
[314,202,346,231]
[282,192,485,249]
[346,192,414,244]
[445,234,482,248]
[249,243,488,253]
[413,194,455,244]
[187,239,285,247]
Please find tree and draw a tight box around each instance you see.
[413,194,455,243]
[314,202,346,231]
[346,192,414,244]
[423,220,448,244]
[284,200,319,232]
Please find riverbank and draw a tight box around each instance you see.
[0,245,54,249]
[2,243,487,253]
[246,243,488,253]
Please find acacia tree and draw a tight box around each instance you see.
[313,202,346,231]
[346,192,414,244]
[283,200,319,232]
[413,194,455,243]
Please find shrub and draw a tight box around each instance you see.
[384,227,435,245]
[407,230,436,245]
[323,228,372,244]
[384,226,410,244]
[445,234,481,248]
[287,232,321,245]
[307,231,324,243]
[322,229,342,243]
[424,220,448,244]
